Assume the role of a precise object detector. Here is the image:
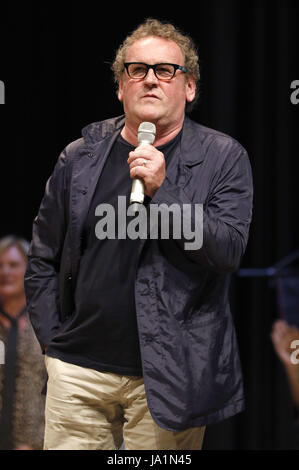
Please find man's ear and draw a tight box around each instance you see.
[118,78,124,102]
[185,76,196,103]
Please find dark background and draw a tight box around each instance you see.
[1,0,299,449]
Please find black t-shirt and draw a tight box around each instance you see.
[47,129,182,376]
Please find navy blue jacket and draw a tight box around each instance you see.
[25,115,253,431]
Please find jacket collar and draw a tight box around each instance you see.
[81,115,125,146]
[180,116,205,166]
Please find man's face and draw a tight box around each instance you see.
[118,36,196,128]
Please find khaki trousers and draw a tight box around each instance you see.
[44,356,205,450]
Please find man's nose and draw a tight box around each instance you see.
[144,68,159,85]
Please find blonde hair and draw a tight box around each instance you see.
[0,235,29,261]
[112,18,200,112]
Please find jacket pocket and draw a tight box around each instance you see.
[182,314,235,416]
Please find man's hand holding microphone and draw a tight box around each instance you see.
[128,122,166,202]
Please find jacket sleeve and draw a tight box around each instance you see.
[24,148,69,352]
[151,144,253,273]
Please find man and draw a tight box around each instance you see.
[25,18,253,450]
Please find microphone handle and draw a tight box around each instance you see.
[130,178,145,205]
[129,140,149,205]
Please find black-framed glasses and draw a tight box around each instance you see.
[124,62,187,80]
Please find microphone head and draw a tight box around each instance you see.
[138,122,156,145]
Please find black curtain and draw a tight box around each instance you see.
[1,0,298,449]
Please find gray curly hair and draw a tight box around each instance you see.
[112,18,200,112]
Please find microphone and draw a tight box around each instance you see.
[130,122,156,205]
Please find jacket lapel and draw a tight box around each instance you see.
[69,118,124,280]
[167,116,205,194]
[137,116,205,256]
